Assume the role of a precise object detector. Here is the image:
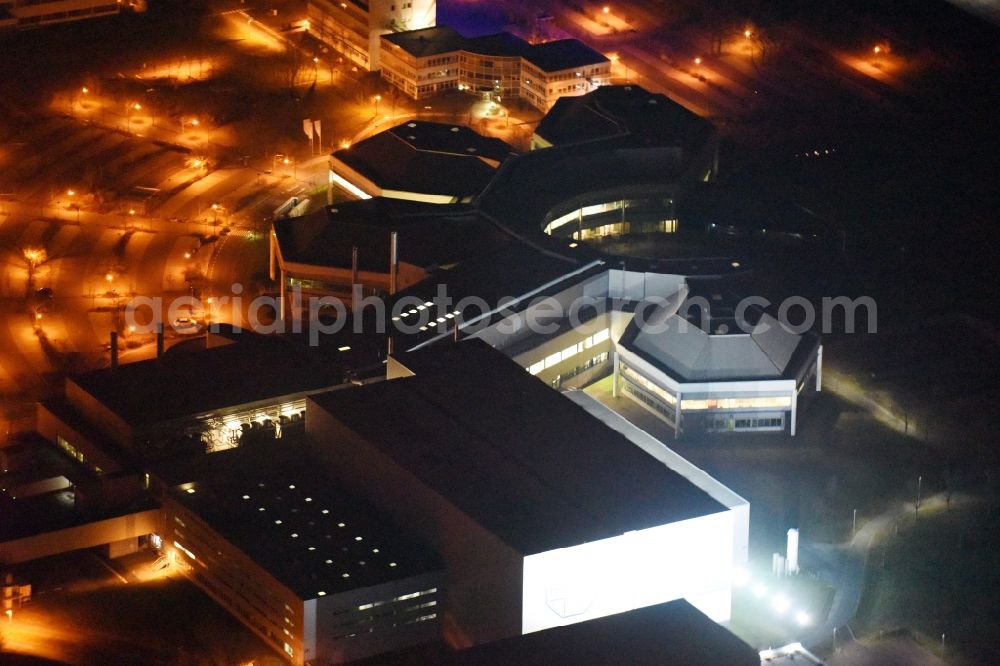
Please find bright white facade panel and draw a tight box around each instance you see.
[522,509,734,634]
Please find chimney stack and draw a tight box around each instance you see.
[389,230,398,295]
[351,246,359,312]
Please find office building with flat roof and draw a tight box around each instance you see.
[382,235,820,436]
[0,0,144,30]
[379,26,610,110]
[306,0,436,71]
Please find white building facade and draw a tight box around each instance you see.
[465,268,822,437]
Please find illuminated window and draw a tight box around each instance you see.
[560,343,581,362]
[620,365,677,405]
[544,352,562,369]
[681,396,792,410]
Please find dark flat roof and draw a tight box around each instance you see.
[382,26,606,71]
[476,136,685,232]
[157,438,441,599]
[463,31,530,57]
[354,596,758,665]
[309,341,724,555]
[523,39,609,72]
[384,235,606,349]
[382,26,467,57]
[274,202,510,273]
[678,181,838,238]
[71,334,344,427]
[386,121,514,163]
[332,122,513,198]
[456,599,759,665]
[535,84,713,151]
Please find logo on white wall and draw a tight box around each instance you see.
[544,580,595,618]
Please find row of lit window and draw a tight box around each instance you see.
[357,587,438,611]
[527,329,610,375]
[681,396,792,410]
[621,365,677,405]
[708,417,784,429]
[545,200,627,233]
[623,383,676,422]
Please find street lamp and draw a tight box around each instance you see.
[603,6,610,14]
[373,95,381,116]
[77,86,90,110]
[67,189,80,222]
[872,43,889,66]
[126,102,141,132]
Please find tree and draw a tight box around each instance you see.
[22,246,48,296]
[277,46,306,95]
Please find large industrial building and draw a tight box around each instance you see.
[4,330,755,663]
[379,26,611,110]
[307,340,748,644]
[153,441,443,665]
[38,330,346,462]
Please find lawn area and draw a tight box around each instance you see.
[855,498,1000,665]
